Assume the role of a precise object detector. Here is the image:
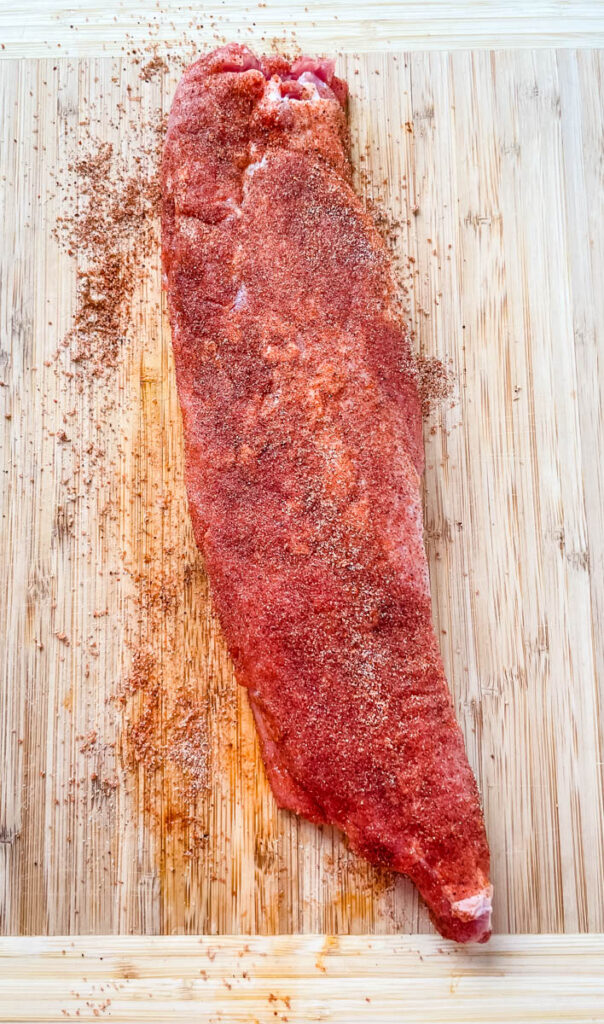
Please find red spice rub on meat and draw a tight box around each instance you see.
[162,44,491,942]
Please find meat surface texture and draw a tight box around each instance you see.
[162,44,492,943]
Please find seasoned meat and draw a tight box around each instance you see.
[162,44,492,942]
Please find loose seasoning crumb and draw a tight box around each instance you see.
[140,55,169,82]
[416,355,455,413]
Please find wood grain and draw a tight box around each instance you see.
[1,50,604,937]
[1,934,604,1022]
[1,1,604,57]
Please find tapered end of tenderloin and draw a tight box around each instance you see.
[434,886,493,943]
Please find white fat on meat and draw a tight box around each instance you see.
[451,886,493,924]
[232,283,248,310]
[262,73,323,109]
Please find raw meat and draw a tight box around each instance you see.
[162,44,492,942]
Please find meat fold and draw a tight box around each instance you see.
[162,43,492,942]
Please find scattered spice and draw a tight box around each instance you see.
[416,355,455,413]
[55,134,161,376]
[140,55,169,82]
[115,571,211,811]
[53,63,214,858]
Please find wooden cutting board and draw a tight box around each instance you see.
[1,42,604,949]
[1,934,604,1023]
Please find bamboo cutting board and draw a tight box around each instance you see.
[1,934,604,1023]
[2,35,604,956]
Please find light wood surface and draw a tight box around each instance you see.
[1,934,604,1022]
[1,48,604,940]
[1,0,604,57]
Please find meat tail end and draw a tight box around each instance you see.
[435,886,493,944]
